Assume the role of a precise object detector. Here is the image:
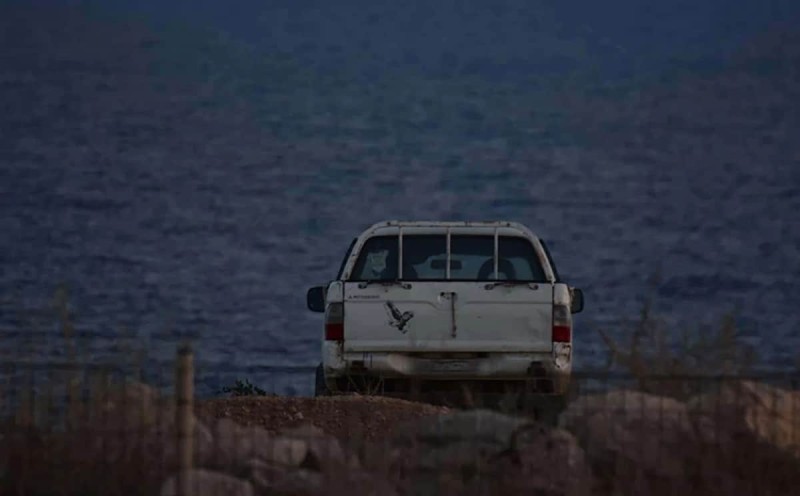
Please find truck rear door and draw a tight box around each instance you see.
[342,228,553,353]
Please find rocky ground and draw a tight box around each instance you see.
[194,394,451,443]
[2,380,800,496]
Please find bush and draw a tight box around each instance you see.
[597,291,758,399]
[220,379,268,397]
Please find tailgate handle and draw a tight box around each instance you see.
[484,282,540,290]
[440,291,457,338]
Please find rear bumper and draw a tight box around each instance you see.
[321,342,572,393]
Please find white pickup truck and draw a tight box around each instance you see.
[306,221,584,405]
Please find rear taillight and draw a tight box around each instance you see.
[325,303,344,341]
[552,303,572,343]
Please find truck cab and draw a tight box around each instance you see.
[306,221,584,403]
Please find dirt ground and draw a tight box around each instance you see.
[195,394,451,443]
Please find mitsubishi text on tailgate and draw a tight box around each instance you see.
[306,221,584,404]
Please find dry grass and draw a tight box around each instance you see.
[597,289,759,400]
[0,287,172,495]
[2,285,796,495]
[0,375,177,496]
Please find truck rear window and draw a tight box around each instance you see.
[349,234,547,282]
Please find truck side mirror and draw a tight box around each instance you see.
[306,286,326,313]
[570,288,584,314]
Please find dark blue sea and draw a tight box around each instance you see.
[1,0,799,396]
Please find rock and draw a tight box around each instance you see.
[260,464,395,496]
[386,409,592,496]
[84,380,168,431]
[499,423,593,496]
[686,380,800,495]
[70,380,221,469]
[154,415,215,468]
[248,459,325,496]
[248,458,395,496]
[559,389,703,496]
[558,387,800,496]
[259,436,309,467]
[282,423,326,438]
[329,468,399,496]
[688,380,800,458]
[212,417,250,470]
[211,418,308,471]
[280,423,360,470]
[388,409,530,473]
[403,409,530,446]
[160,469,254,496]
[74,408,214,471]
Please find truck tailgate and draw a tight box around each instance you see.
[343,282,553,353]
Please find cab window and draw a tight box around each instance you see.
[349,234,547,282]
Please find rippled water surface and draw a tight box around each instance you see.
[1,2,799,395]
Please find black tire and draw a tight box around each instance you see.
[314,363,330,397]
[534,394,568,426]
